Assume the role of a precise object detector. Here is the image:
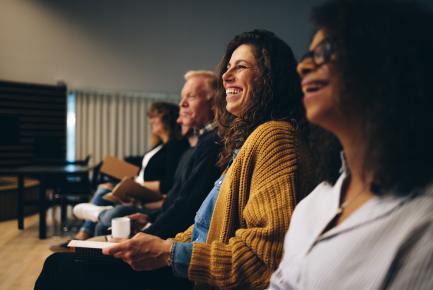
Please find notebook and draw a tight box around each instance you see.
[68,240,119,264]
[111,177,163,203]
[100,156,140,181]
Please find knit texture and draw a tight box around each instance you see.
[174,120,316,289]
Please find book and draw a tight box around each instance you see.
[68,240,115,249]
[99,156,140,181]
[67,240,118,264]
[111,177,164,203]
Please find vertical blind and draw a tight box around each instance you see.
[73,89,178,165]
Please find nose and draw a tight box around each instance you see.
[179,97,188,107]
[222,67,234,85]
[297,57,315,79]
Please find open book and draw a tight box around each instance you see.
[110,177,164,203]
[99,156,140,181]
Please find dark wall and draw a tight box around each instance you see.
[0,81,67,168]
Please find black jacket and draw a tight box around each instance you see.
[142,138,189,194]
[144,129,222,239]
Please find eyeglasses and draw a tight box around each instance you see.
[299,38,335,67]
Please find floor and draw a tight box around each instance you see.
[0,209,76,290]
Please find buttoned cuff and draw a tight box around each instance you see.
[171,242,193,278]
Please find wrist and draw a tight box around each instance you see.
[165,238,175,267]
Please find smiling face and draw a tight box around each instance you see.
[297,30,343,131]
[222,44,259,117]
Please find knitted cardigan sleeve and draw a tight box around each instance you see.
[187,121,298,289]
[174,224,194,242]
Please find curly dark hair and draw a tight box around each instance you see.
[215,29,305,167]
[147,102,181,145]
[311,0,433,194]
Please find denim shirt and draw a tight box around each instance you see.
[172,150,238,278]
[172,174,225,277]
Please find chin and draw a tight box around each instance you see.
[226,105,238,117]
[305,105,326,123]
[307,111,338,133]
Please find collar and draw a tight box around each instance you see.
[339,151,349,175]
[197,122,217,136]
[315,171,417,243]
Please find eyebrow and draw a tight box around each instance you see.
[227,59,252,68]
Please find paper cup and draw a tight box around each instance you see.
[111,217,131,239]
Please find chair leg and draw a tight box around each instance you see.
[60,198,67,229]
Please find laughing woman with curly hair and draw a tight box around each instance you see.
[35,30,318,290]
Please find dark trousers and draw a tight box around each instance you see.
[35,253,193,290]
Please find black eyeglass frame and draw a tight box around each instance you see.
[299,38,335,67]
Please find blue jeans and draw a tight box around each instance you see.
[79,187,114,236]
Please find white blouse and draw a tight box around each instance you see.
[134,144,163,184]
[269,172,433,290]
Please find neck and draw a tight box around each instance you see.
[188,134,198,147]
[195,122,211,135]
[160,134,170,144]
[334,122,372,194]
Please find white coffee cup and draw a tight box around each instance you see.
[111,217,131,239]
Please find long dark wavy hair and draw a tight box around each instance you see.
[311,0,433,194]
[215,30,305,167]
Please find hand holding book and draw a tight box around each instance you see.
[110,177,163,204]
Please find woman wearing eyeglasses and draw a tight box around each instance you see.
[269,1,433,289]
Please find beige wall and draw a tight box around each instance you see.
[2,0,430,93]
[0,1,156,92]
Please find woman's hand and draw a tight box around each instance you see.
[99,182,114,190]
[102,232,173,271]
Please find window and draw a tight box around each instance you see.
[66,92,76,161]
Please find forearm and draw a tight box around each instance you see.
[138,180,161,194]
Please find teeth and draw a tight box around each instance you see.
[306,83,324,92]
[226,88,242,95]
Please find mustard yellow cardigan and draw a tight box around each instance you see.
[174,120,315,289]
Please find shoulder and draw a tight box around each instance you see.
[242,120,296,157]
[196,129,222,153]
[165,138,187,147]
[164,138,189,152]
[286,179,340,237]
[295,180,337,214]
[399,187,433,228]
[249,120,295,140]
[198,129,219,144]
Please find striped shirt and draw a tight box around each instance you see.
[269,172,433,290]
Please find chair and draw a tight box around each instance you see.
[65,155,91,166]
[54,155,93,232]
